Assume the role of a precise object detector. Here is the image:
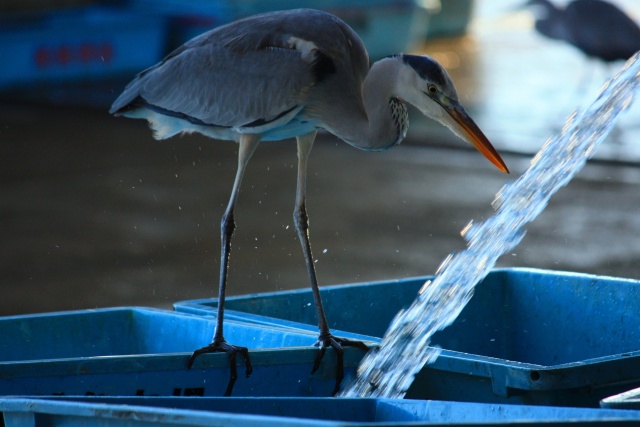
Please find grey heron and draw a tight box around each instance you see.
[526,0,640,62]
[110,8,509,396]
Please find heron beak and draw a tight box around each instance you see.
[442,102,509,173]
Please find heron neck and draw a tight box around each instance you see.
[338,57,408,151]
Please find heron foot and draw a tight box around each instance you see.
[312,333,369,395]
[187,340,253,396]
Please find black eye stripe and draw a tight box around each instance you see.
[402,54,447,87]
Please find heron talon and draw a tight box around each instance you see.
[312,334,370,395]
[187,341,253,396]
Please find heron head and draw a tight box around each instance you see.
[397,54,509,173]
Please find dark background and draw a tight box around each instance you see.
[3,0,640,316]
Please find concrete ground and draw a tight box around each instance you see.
[2,0,640,316]
[2,101,640,316]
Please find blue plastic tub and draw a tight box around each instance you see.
[424,0,473,39]
[601,386,640,410]
[0,307,370,397]
[0,7,166,90]
[3,396,640,426]
[175,268,640,407]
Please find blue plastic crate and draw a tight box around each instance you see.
[175,268,640,406]
[3,396,640,426]
[0,307,370,397]
[0,7,166,90]
[601,386,640,410]
[424,0,473,39]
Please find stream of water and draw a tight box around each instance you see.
[339,53,640,398]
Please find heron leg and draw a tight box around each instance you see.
[293,132,369,395]
[187,133,260,396]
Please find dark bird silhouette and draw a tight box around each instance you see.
[527,0,640,62]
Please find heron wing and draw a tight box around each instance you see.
[110,9,365,129]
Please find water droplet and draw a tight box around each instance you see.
[339,53,640,399]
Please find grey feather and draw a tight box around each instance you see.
[110,9,367,131]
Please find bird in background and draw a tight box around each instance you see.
[110,8,509,396]
[526,0,640,63]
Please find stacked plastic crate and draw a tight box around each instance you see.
[3,269,640,424]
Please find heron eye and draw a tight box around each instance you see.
[428,85,438,94]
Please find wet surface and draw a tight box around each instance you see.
[2,1,640,316]
[3,102,640,316]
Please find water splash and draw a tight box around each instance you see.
[339,53,640,398]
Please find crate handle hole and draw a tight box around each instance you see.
[530,371,541,381]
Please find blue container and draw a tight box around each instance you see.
[0,307,370,397]
[0,7,166,90]
[601,386,640,410]
[3,396,640,426]
[175,268,640,407]
[424,0,474,39]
